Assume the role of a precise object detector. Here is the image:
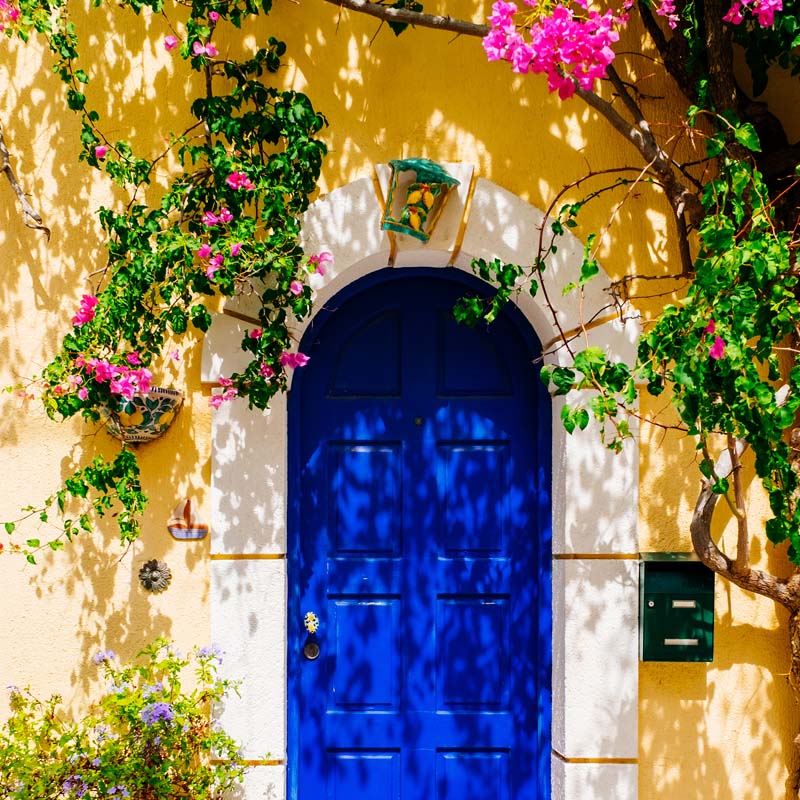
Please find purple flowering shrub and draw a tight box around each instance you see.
[0,639,245,799]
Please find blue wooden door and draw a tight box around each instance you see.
[288,269,551,800]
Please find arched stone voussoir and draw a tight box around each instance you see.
[300,176,390,269]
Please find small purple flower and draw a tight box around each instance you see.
[93,649,116,665]
[142,681,164,698]
[62,775,89,797]
[197,644,223,661]
[140,701,175,726]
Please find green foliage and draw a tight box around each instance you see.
[6,450,145,560]
[638,153,800,558]
[3,0,328,551]
[534,120,800,560]
[0,640,247,799]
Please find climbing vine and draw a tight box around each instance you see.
[1,0,328,559]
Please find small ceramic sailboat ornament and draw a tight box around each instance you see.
[167,498,209,540]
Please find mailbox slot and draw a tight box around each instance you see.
[640,553,714,662]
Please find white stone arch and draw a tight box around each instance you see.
[203,171,640,800]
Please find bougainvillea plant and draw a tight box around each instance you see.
[0,639,247,798]
[1,0,328,559]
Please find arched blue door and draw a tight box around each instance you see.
[288,268,551,800]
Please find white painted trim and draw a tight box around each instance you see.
[205,173,640,799]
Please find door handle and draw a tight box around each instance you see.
[303,639,321,660]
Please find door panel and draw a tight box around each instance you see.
[289,269,550,800]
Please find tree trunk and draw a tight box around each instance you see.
[789,609,800,798]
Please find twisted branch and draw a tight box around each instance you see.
[0,117,49,239]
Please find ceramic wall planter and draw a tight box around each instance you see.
[103,386,184,444]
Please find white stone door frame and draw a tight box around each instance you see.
[202,169,641,800]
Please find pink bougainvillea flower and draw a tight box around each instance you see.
[230,242,242,257]
[206,254,224,279]
[653,0,679,27]
[87,358,114,382]
[218,207,233,223]
[308,251,333,276]
[78,387,89,400]
[202,211,220,227]
[197,243,213,259]
[72,294,99,326]
[164,35,179,51]
[110,377,136,400]
[290,280,304,296]
[94,145,109,160]
[135,368,153,395]
[126,352,142,365]
[170,349,181,361]
[209,380,238,408]
[723,1,744,21]
[724,0,780,25]
[704,319,716,334]
[249,328,263,339]
[192,41,218,57]
[226,172,256,191]
[209,10,220,21]
[259,363,275,379]
[483,0,628,97]
[709,336,726,360]
[279,351,310,369]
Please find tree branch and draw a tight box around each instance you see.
[692,477,797,610]
[636,0,696,103]
[324,0,705,252]
[321,0,490,37]
[692,430,799,610]
[0,118,50,239]
[728,433,751,574]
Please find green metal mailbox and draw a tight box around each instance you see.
[640,553,715,662]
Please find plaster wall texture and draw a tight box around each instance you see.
[0,2,794,800]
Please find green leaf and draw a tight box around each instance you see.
[735,123,761,152]
[4,521,14,534]
[573,347,606,375]
[579,258,599,285]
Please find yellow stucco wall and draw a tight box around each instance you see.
[1,1,798,797]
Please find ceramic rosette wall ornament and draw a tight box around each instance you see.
[138,559,172,593]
